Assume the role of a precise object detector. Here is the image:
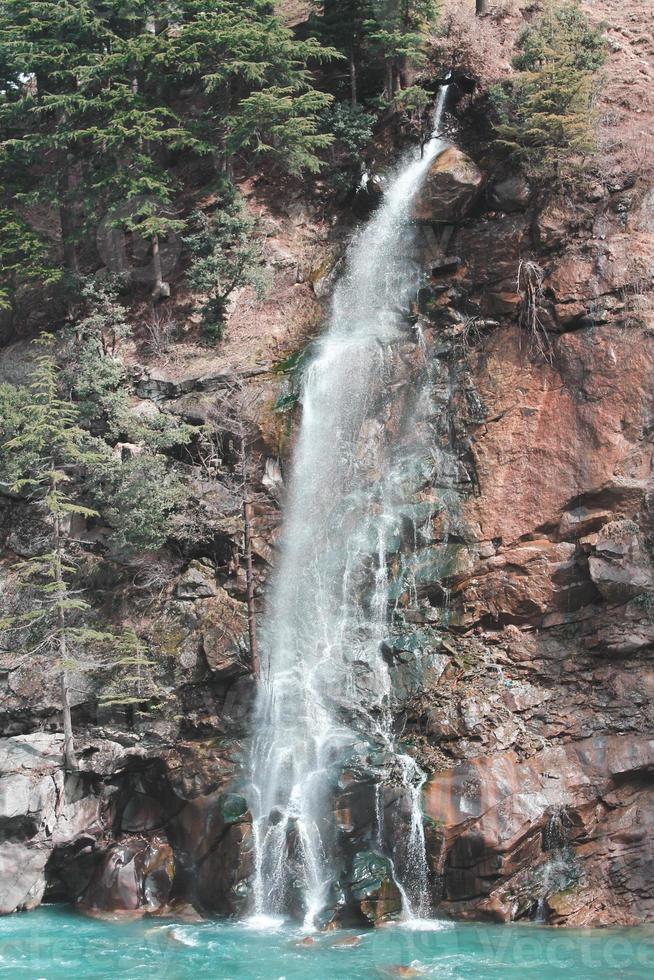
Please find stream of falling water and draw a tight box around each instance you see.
[249,87,450,928]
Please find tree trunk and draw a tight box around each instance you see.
[57,160,79,277]
[476,0,489,14]
[384,60,394,102]
[151,234,169,300]
[349,48,358,107]
[53,511,77,771]
[60,669,76,772]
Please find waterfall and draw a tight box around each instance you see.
[249,87,450,927]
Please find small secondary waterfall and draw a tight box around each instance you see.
[249,87,450,927]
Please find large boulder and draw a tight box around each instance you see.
[0,843,50,914]
[490,175,531,213]
[345,850,403,925]
[170,791,253,915]
[588,520,654,604]
[0,734,102,914]
[318,851,403,929]
[412,148,483,223]
[80,837,175,913]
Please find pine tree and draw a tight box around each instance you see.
[309,0,375,106]
[0,0,196,286]
[0,333,109,770]
[97,628,161,719]
[0,0,111,276]
[310,0,438,103]
[491,0,606,178]
[365,0,439,100]
[0,0,339,299]
[184,189,270,340]
[164,0,336,174]
[0,208,62,319]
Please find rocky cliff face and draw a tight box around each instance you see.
[2,0,654,929]
[400,5,654,921]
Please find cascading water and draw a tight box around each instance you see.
[249,87,451,927]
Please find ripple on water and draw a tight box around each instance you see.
[2,908,654,980]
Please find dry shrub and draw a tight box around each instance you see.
[517,259,553,362]
[427,1,518,88]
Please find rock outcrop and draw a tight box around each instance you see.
[1,0,654,932]
[411,147,483,223]
[425,735,654,926]
[0,734,101,914]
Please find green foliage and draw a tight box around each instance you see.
[184,190,271,341]
[61,278,194,448]
[167,0,337,173]
[393,84,432,143]
[490,0,607,178]
[0,339,170,748]
[0,382,33,489]
[323,103,376,160]
[3,333,107,502]
[226,86,334,176]
[0,0,190,279]
[97,627,162,712]
[0,0,337,289]
[320,102,376,193]
[514,2,606,73]
[92,451,188,553]
[310,0,438,103]
[0,333,109,765]
[0,208,62,312]
[1,328,192,555]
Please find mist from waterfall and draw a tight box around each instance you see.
[249,87,450,927]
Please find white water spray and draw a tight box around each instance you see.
[249,87,450,925]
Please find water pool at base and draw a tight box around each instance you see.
[2,907,654,979]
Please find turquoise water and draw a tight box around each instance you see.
[2,907,654,979]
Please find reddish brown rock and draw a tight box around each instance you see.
[424,736,654,925]
[170,791,253,915]
[588,520,654,603]
[464,325,654,547]
[412,148,483,223]
[449,539,594,626]
[80,837,175,913]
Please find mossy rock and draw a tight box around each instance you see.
[217,793,248,824]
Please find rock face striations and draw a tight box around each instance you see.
[1,1,654,929]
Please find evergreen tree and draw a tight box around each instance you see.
[0,0,339,301]
[184,190,270,341]
[0,332,191,761]
[491,0,606,178]
[97,628,161,717]
[309,0,375,105]
[0,333,108,769]
[0,0,194,286]
[160,0,336,174]
[310,0,437,103]
[0,208,62,320]
[365,0,438,100]
[60,278,194,449]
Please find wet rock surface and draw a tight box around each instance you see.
[411,147,483,224]
[2,2,654,930]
